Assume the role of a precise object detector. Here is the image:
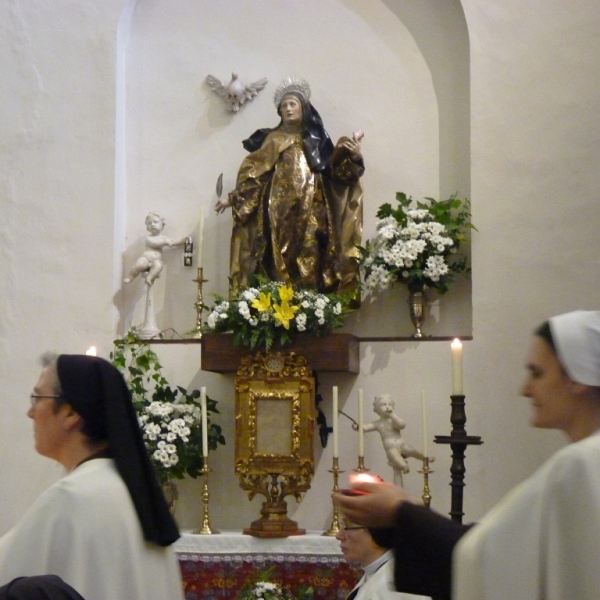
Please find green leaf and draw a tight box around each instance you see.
[111,328,226,482]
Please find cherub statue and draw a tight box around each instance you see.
[364,394,432,487]
[124,212,186,286]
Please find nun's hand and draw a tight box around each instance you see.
[332,481,416,528]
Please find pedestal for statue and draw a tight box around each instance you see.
[200,333,359,373]
[138,284,160,340]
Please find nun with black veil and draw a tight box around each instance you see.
[0,354,184,600]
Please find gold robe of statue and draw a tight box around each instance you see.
[228,128,364,304]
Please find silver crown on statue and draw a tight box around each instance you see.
[273,76,311,106]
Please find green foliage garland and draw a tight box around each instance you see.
[111,328,225,485]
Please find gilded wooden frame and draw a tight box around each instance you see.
[235,376,314,477]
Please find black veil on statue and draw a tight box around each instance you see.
[242,94,334,173]
[56,354,180,547]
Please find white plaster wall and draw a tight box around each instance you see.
[0,0,125,532]
[1,0,599,539]
[460,0,600,519]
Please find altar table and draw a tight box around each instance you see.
[175,531,360,599]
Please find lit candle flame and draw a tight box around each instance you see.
[349,472,382,484]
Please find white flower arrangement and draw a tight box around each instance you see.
[204,278,348,351]
[111,330,225,486]
[359,192,474,295]
[138,401,197,472]
[236,568,313,600]
[242,582,290,600]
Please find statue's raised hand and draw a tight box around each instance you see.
[215,195,232,214]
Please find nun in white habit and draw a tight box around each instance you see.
[0,354,184,600]
[334,310,600,600]
[453,310,600,600]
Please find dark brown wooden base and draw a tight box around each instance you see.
[201,332,359,373]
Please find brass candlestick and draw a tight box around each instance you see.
[354,455,369,473]
[323,456,344,536]
[419,456,434,508]
[192,267,207,339]
[194,459,219,535]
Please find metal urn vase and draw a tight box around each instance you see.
[408,290,427,338]
[161,480,178,514]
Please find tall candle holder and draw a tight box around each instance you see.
[434,394,483,523]
[194,459,219,535]
[323,456,344,536]
[418,456,434,508]
[354,456,369,473]
[192,267,207,339]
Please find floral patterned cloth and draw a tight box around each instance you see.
[178,552,360,599]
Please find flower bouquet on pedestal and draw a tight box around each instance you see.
[204,277,349,352]
[358,192,475,336]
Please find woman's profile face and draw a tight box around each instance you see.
[335,521,377,567]
[279,95,303,127]
[521,336,577,433]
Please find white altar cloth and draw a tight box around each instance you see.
[175,531,343,563]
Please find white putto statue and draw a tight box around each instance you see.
[364,394,431,487]
[124,212,186,287]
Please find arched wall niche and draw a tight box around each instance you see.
[381,0,470,199]
[114,0,473,531]
[342,0,472,338]
[117,0,472,340]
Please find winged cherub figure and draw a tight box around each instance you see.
[364,394,432,487]
[205,72,268,112]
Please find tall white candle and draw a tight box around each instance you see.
[197,206,205,267]
[451,338,464,395]
[358,389,364,457]
[201,386,208,457]
[332,386,339,458]
[421,390,429,457]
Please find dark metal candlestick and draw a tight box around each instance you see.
[434,395,483,523]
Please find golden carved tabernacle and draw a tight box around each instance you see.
[235,351,315,537]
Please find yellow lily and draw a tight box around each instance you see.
[273,300,299,330]
[278,285,295,304]
[251,291,272,312]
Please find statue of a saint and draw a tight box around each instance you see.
[364,394,431,487]
[215,77,364,305]
[124,212,186,286]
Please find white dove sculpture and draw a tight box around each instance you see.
[205,72,268,112]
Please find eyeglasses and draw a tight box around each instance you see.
[30,393,62,407]
[340,523,365,532]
